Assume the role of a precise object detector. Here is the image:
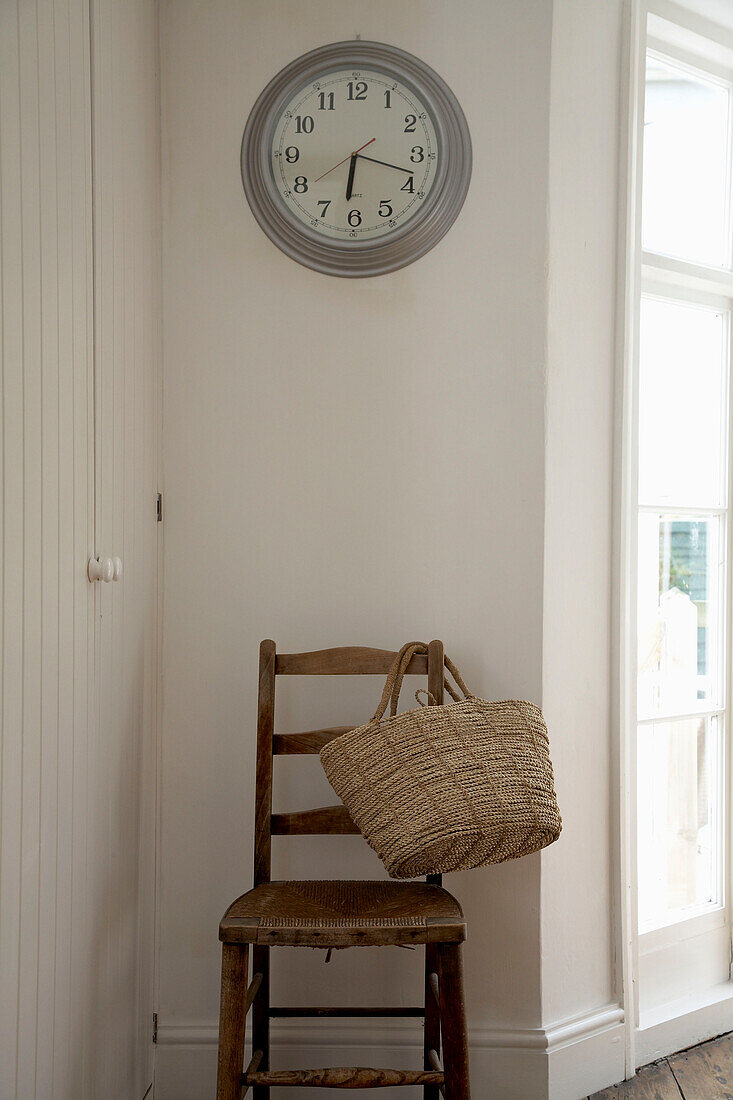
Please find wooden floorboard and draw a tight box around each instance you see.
[590,1060,682,1099]
[668,1033,733,1099]
[589,1034,733,1099]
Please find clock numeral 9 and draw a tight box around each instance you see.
[378,200,392,218]
[410,146,424,163]
[348,209,362,227]
[284,146,299,163]
[295,115,314,134]
[404,114,417,133]
[347,81,368,101]
[293,176,308,193]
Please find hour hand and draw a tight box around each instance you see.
[346,153,357,201]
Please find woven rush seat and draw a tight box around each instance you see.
[220,879,466,947]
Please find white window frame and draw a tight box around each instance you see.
[617,0,733,1076]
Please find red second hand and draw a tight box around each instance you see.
[313,138,375,183]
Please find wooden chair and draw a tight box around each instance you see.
[216,639,471,1099]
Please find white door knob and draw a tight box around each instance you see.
[88,556,122,583]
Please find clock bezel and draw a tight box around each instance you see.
[240,40,472,278]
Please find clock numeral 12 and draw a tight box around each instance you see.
[347,81,368,101]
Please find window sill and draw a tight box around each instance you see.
[636,981,733,1067]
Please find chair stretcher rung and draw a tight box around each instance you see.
[269,1006,425,1017]
[244,1066,444,1088]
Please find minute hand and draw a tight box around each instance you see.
[357,153,414,175]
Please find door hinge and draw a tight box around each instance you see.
[152,1012,158,1044]
[156,493,162,523]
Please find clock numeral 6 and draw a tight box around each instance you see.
[348,209,362,227]
[378,200,392,218]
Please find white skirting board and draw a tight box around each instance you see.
[153,1003,625,1100]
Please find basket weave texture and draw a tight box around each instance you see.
[320,642,562,879]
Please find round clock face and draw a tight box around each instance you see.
[241,41,471,277]
[271,68,440,243]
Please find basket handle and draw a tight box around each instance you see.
[371,642,472,724]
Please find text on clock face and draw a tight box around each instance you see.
[271,68,440,242]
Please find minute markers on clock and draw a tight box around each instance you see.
[271,69,437,237]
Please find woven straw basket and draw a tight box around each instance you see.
[320,641,562,879]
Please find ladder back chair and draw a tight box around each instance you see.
[216,639,471,1099]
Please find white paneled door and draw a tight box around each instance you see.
[0,2,161,1098]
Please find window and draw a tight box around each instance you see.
[627,8,733,1035]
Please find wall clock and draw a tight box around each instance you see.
[241,40,472,277]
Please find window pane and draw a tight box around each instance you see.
[643,53,731,267]
[637,715,722,932]
[639,297,727,509]
[637,513,722,718]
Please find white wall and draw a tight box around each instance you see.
[157,1,552,1096]
[542,1,626,1096]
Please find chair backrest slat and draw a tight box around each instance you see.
[273,727,354,755]
[276,647,428,676]
[271,806,360,835]
[253,639,444,886]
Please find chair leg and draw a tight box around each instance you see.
[424,943,441,1100]
[252,945,270,1100]
[438,943,471,1100]
[216,943,249,1100]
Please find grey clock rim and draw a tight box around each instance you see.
[240,39,472,278]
